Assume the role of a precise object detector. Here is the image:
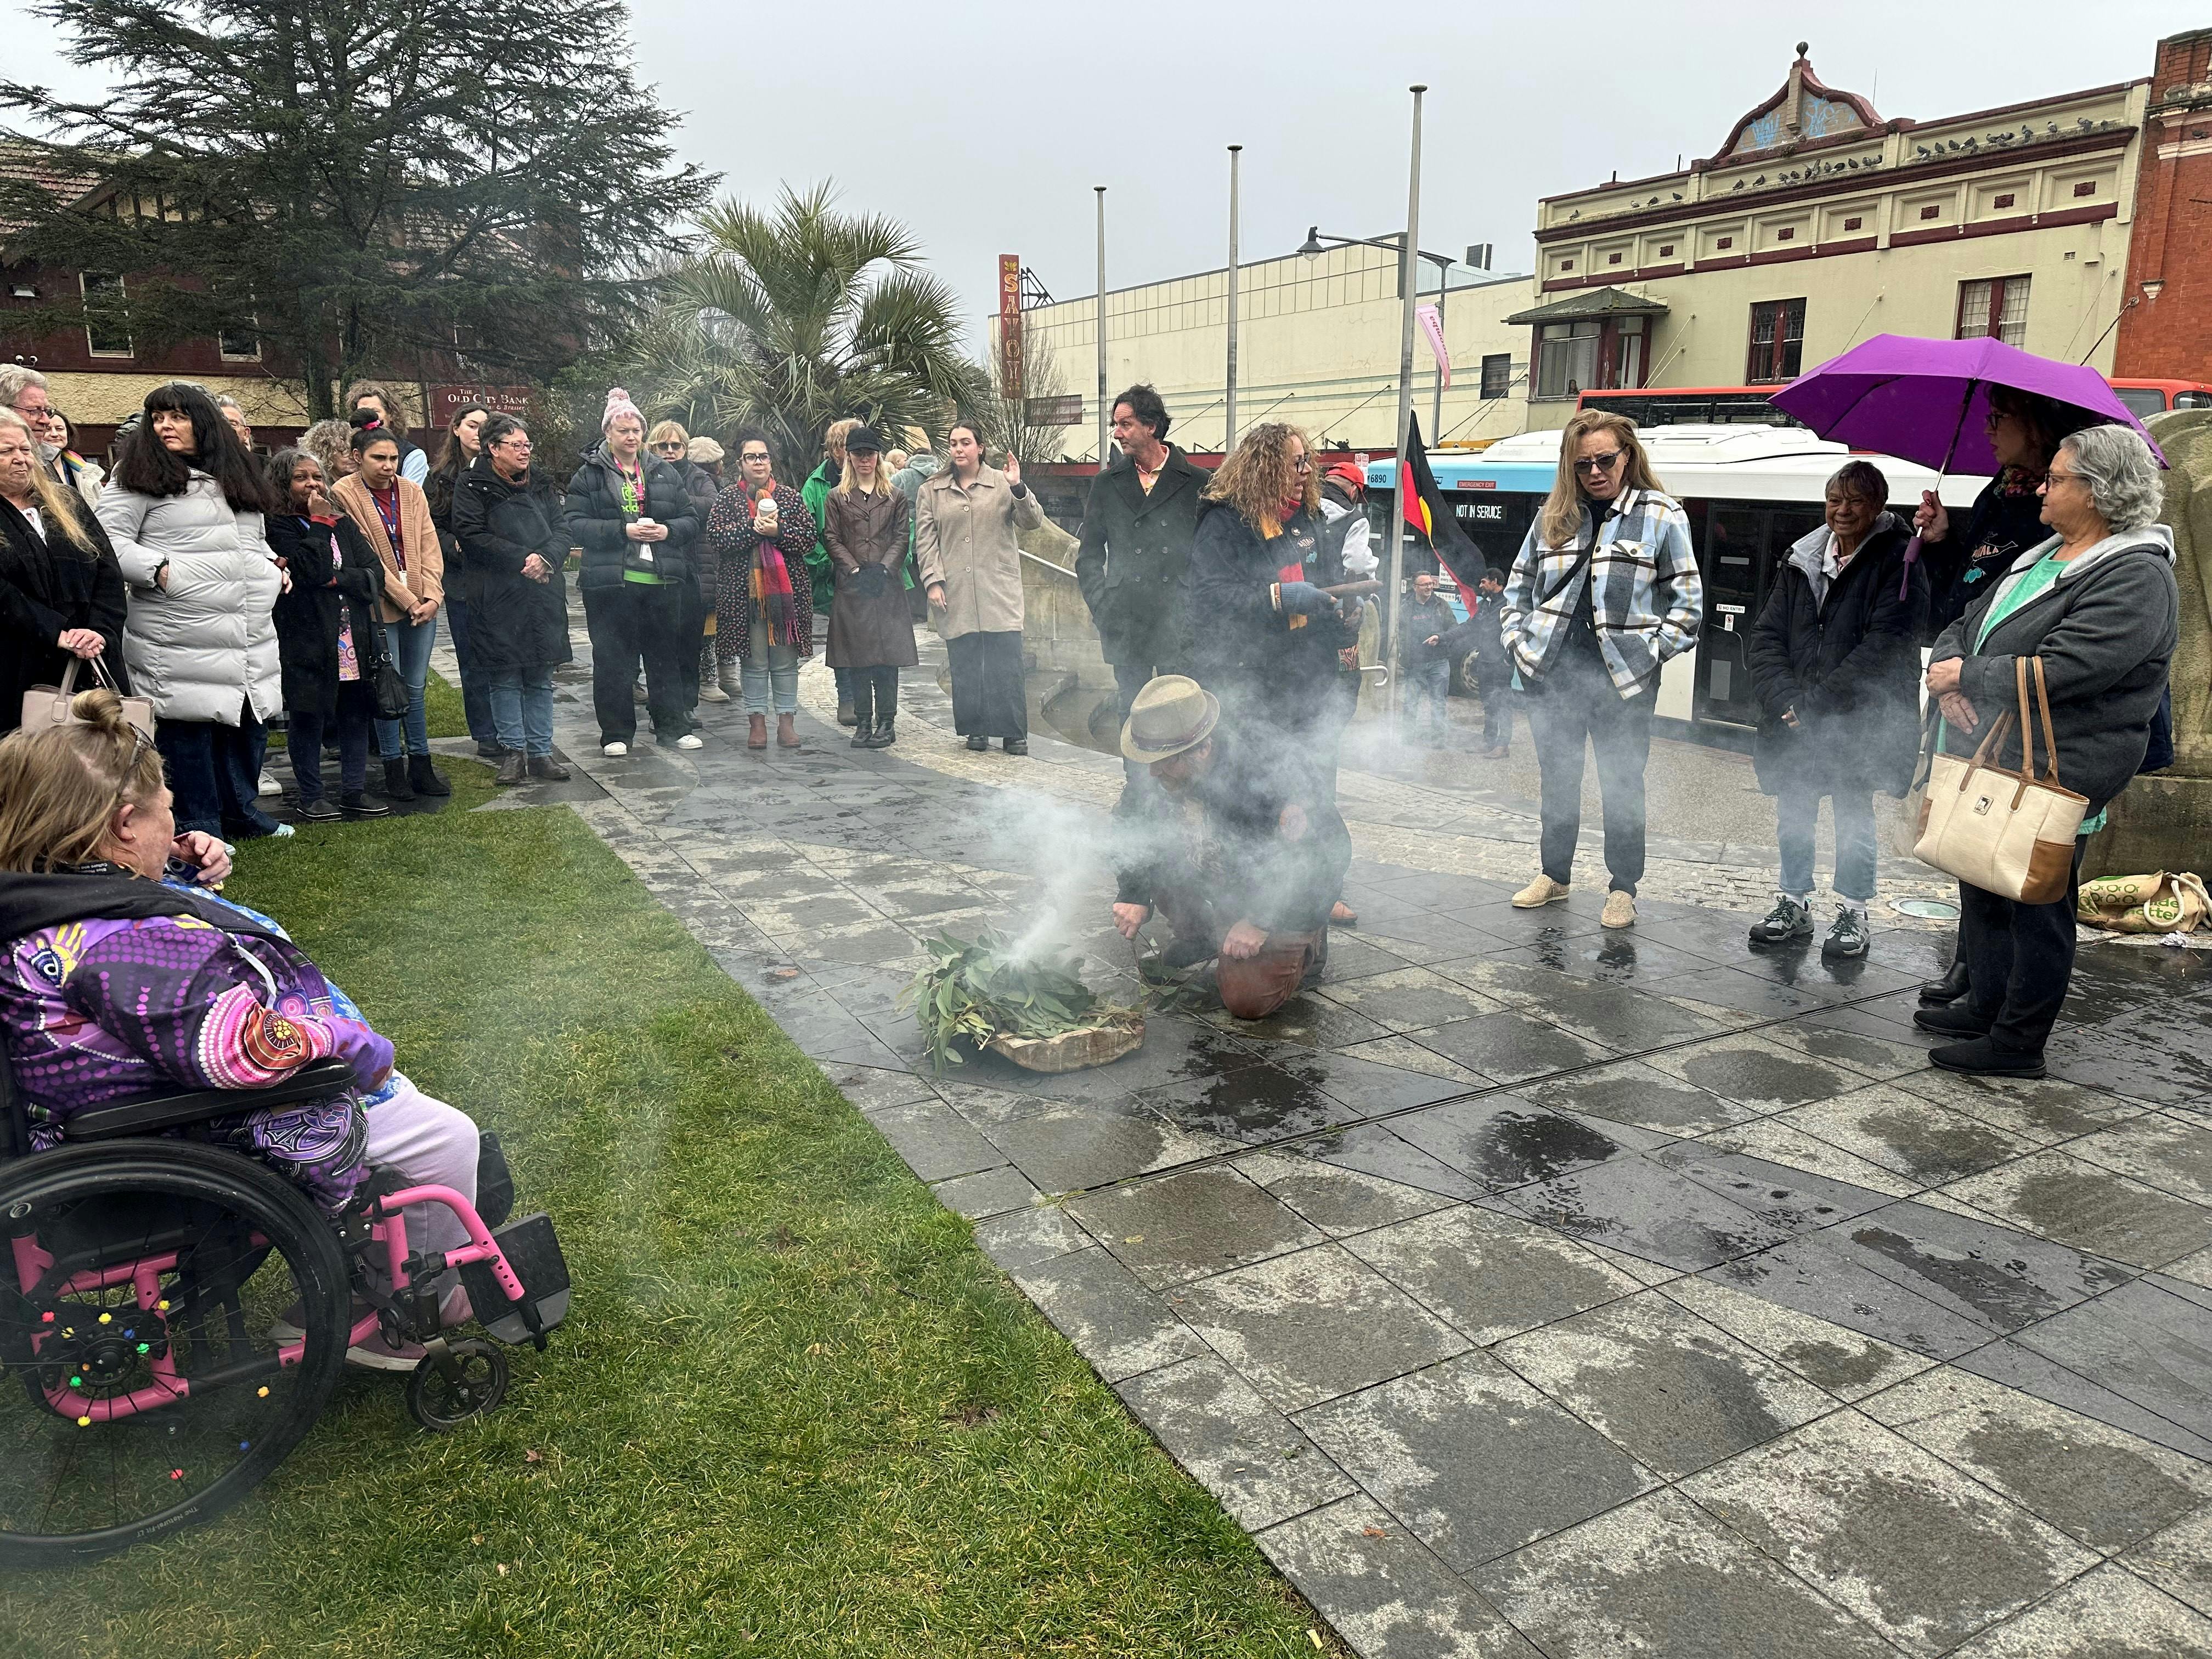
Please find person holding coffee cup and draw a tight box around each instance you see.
[565,388,702,756]
[705,430,818,749]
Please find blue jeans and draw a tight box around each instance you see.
[1778,788,1877,906]
[443,595,498,747]
[288,687,375,801]
[156,713,279,838]
[488,667,554,758]
[1403,659,1451,737]
[741,642,799,715]
[375,612,437,758]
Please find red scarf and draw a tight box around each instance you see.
[746,479,803,647]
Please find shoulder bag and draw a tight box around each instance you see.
[22,654,155,740]
[1912,657,2088,904]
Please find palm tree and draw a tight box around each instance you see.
[641,183,975,478]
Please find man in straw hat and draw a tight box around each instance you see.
[1109,675,1350,1020]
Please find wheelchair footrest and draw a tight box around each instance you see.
[458,1212,569,1347]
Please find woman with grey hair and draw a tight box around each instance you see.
[300,418,358,484]
[1916,425,2177,1077]
[1746,459,1927,961]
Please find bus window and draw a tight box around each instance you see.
[1452,493,1536,576]
[1692,501,1822,727]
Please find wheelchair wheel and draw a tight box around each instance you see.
[405,1339,507,1432]
[0,1141,351,1567]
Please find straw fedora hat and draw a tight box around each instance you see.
[1120,675,1221,765]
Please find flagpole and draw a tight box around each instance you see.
[1225,145,1241,453]
[1384,84,1426,722]
[1094,186,1109,467]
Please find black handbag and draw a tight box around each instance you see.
[368,640,408,721]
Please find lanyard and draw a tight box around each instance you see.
[370,486,405,572]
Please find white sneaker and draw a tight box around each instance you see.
[602,741,629,758]
[675,733,704,751]
[698,682,730,702]
[258,769,282,797]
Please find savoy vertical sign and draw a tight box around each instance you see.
[998,254,1024,403]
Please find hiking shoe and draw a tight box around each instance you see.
[1511,874,1571,909]
[1748,896,1814,946]
[1600,890,1637,929]
[1822,906,1870,961]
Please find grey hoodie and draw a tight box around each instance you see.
[1929,524,2178,812]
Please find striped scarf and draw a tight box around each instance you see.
[747,481,803,647]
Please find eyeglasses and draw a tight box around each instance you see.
[493,438,531,452]
[1290,456,1313,473]
[653,441,686,452]
[1572,452,1623,474]
[740,451,771,464]
[2041,468,2081,489]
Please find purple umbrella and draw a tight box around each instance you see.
[1770,333,2166,594]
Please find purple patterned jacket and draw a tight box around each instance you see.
[0,872,393,1209]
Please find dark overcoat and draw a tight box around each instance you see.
[1075,445,1209,669]
[450,460,573,674]
[823,485,918,669]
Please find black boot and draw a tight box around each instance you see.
[1920,953,1971,1007]
[382,757,415,802]
[865,717,895,749]
[495,750,527,787]
[409,753,450,797]
[849,718,873,748]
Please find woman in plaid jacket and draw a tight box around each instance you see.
[1499,413,1701,930]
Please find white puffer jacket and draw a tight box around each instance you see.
[97,474,283,725]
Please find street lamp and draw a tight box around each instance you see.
[1297,226,1456,430]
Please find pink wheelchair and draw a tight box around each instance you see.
[0,1053,569,1566]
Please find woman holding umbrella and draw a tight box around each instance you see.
[1914,425,2175,1078]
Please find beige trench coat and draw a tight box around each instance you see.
[914,465,1043,640]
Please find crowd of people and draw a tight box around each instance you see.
[0,359,2180,1075]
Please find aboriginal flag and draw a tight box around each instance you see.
[1397,413,1486,596]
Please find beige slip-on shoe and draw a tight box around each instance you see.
[1601,891,1637,929]
[1511,874,1572,909]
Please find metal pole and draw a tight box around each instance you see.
[1384,85,1426,720]
[1432,258,1451,433]
[1094,186,1109,466]
[1225,145,1241,453]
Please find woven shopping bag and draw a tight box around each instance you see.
[20,654,155,740]
[1913,657,2087,904]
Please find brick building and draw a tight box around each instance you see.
[2116,29,2212,382]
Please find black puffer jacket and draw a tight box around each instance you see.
[451,459,572,673]
[1185,499,1359,708]
[267,514,384,719]
[562,447,699,594]
[1923,474,2050,637]
[1747,517,1928,797]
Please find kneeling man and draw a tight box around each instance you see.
[1110,675,1351,1019]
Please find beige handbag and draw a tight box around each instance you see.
[1914,657,2087,904]
[20,655,156,741]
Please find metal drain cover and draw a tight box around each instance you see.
[1893,898,1961,920]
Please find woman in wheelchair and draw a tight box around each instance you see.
[0,689,567,1565]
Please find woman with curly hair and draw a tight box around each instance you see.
[1186,421,1361,792]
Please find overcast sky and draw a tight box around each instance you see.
[4,1,2187,345]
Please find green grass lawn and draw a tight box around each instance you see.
[1,754,1340,1658]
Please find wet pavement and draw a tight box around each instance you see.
[498,620,2212,1658]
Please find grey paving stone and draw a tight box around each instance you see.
[2064,1113,2212,1210]
[1940,1152,2212,1271]
[1681,1410,2098,1656]
[1347,1205,1645,1346]
[1486,933,1723,987]
[1257,1497,1542,1659]
[1832,1200,2136,1334]
[1695,1115,1925,1198]
[1290,1124,1492,1203]
[1404,1011,1616,1086]
[1314,965,1509,1034]
[928,1166,1041,1220]
[1650,1144,1897,1234]
[2011,1277,2212,1445]
[1495,1291,1839,1477]
[969,1203,1090,1273]
[1758,1019,1945,1082]
[1203,991,1397,1052]
[1233,1152,1458,1237]
[1331,1035,1492,1087]
[1390,1096,1650,1193]
[1953,1338,2212,1463]
[1298,1351,1658,1572]
[818,1059,939,1113]
[1114,1356,1355,1532]
[1701,1237,2001,1360]
[1008,1246,1204,1382]
[2122,1506,2212,1620]
[1315,933,1427,982]
[1645,1034,1872,1111]
[1661,1274,1938,1401]
[1894,1068,2149,1139]
[1503,1154,1798,1272]
[1519,1059,1764,1136]
[1066,1166,1324,1289]
[865,1099,1008,1183]
[977,1100,1238,1194]
[1946,1562,2212,1657]
[1860,1367,2212,1553]
[1429,956,1721,1051]
[1764,1094,2027,1193]
[1474,1488,1895,1659]
[1173,1243,1469,1412]
[1136,1062,1353,1146]
[1248,1041,1483,1119]
[1657,964,1833,1020]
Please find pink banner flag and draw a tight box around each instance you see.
[1416,303,1451,390]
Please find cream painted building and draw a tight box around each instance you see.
[1013,46,2157,455]
[1012,245,1538,460]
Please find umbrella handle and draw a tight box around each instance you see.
[1899,532,1921,603]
